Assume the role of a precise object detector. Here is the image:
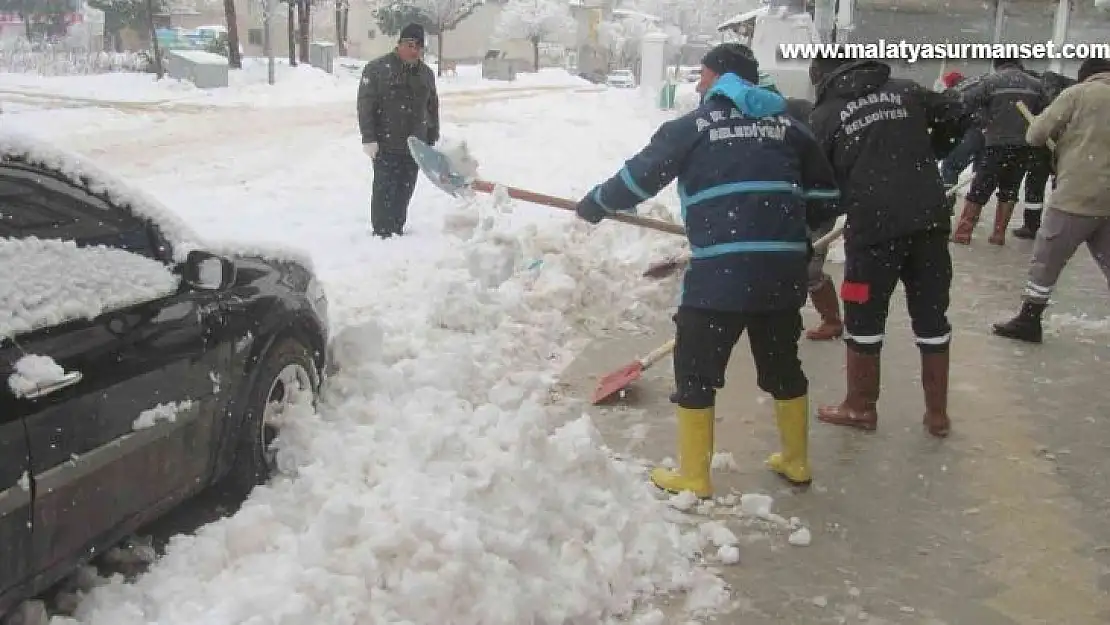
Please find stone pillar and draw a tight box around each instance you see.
[639,31,668,97]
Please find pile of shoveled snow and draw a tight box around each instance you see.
[0,237,180,340]
[53,194,724,625]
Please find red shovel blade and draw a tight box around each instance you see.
[591,361,645,404]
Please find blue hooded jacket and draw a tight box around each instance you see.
[586,73,841,312]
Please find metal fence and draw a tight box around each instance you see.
[0,41,149,75]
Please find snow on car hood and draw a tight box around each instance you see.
[0,237,180,341]
[0,129,314,270]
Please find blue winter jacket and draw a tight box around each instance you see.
[585,73,841,312]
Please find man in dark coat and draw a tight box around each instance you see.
[357,23,440,238]
[807,56,968,439]
[1012,69,1077,239]
[951,58,1046,245]
[576,43,840,497]
[939,71,986,212]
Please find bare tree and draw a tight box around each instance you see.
[222,0,243,68]
[375,0,483,76]
[494,0,576,72]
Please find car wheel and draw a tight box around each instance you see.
[223,338,318,497]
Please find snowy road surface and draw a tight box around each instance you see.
[9,63,1109,625]
[10,78,741,624]
[565,237,1110,624]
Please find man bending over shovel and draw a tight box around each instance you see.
[575,43,840,498]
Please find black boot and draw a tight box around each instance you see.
[1012,209,1041,240]
[992,301,1047,343]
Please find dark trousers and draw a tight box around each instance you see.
[841,230,952,355]
[940,128,984,187]
[1023,147,1054,205]
[967,145,1034,205]
[671,306,808,409]
[371,151,420,237]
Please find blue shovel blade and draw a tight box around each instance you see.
[407,136,473,197]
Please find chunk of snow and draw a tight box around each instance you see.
[699,520,739,547]
[739,493,775,518]
[132,401,195,430]
[716,544,740,564]
[788,526,812,546]
[0,237,180,340]
[710,451,738,471]
[7,353,68,396]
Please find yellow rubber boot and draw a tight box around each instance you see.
[766,396,813,485]
[650,406,714,499]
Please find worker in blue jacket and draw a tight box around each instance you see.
[575,43,841,498]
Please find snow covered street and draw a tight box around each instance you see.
[6,55,1110,625]
[5,72,745,624]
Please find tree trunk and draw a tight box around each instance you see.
[531,38,539,73]
[102,15,113,52]
[144,0,164,79]
[287,1,296,66]
[436,31,444,77]
[296,0,309,64]
[341,5,349,51]
[20,11,32,42]
[334,1,346,56]
[222,0,243,69]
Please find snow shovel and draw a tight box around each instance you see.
[1015,102,1056,150]
[644,218,849,280]
[407,136,686,236]
[591,338,676,405]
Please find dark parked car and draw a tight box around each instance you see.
[0,134,329,618]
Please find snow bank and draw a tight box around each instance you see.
[0,237,180,341]
[53,193,725,625]
[2,59,590,109]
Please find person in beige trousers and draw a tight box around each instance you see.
[993,58,1110,343]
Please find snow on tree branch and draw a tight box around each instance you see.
[494,0,576,44]
[378,0,482,33]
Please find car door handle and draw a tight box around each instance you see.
[15,371,83,400]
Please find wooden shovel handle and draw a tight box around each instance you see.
[812,224,844,251]
[640,338,677,368]
[1015,101,1056,151]
[470,180,686,236]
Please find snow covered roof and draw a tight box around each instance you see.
[612,8,662,23]
[0,237,180,341]
[718,6,771,31]
[0,129,202,260]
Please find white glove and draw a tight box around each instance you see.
[363,142,378,159]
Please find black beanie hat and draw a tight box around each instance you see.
[701,43,760,84]
[399,23,425,47]
[1078,57,1110,82]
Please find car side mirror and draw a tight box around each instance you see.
[182,250,236,291]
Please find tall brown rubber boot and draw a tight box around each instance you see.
[816,349,880,431]
[921,351,951,438]
[951,200,983,245]
[805,279,843,341]
[988,201,1016,245]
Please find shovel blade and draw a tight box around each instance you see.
[591,361,645,404]
[407,136,473,197]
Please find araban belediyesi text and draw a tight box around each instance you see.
[779,40,1110,64]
